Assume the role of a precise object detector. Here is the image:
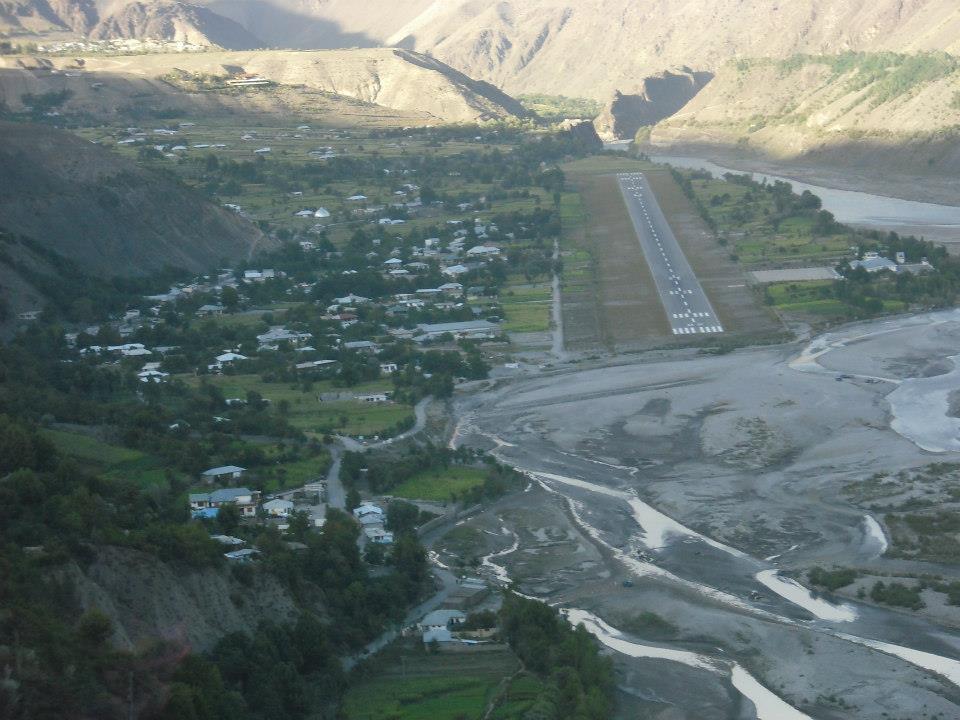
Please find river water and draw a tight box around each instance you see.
[649,154,960,238]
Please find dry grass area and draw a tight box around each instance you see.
[560,156,781,351]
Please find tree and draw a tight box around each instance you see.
[288,510,311,541]
[345,487,361,513]
[221,286,240,310]
[386,500,420,534]
[217,502,242,533]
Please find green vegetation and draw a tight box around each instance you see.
[671,166,960,324]
[392,466,490,502]
[777,51,960,107]
[500,593,614,720]
[887,511,960,564]
[518,94,603,121]
[807,567,858,591]
[343,445,523,506]
[870,581,925,610]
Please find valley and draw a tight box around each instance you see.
[4,3,960,719]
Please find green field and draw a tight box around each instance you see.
[344,644,539,720]
[763,281,906,318]
[41,428,173,487]
[501,281,552,334]
[392,466,488,502]
[182,374,410,436]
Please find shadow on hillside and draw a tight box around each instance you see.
[204,0,379,49]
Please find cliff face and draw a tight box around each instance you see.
[593,68,713,141]
[58,546,309,652]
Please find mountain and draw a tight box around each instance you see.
[0,121,271,277]
[0,0,262,48]
[0,48,528,124]
[648,53,960,179]
[89,1,263,49]
[594,68,713,141]
[178,0,960,101]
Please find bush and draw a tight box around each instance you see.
[807,566,857,591]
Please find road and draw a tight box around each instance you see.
[617,172,723,336]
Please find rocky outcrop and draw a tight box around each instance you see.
[593,68,713,141]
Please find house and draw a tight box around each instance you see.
[347,194,367,201]
[257,326,312,347]
[295,209,314,217]
[314,207,331,218]
[415,320,499,342]
[380,363,399,374]
[335,294,371,305]
[383,257,403,267]
[849,253,898,273]
[418,609,466,633]
[353,503,385,525]
[439,282,463,294]
[443,264,470,277]
[263,498,294,517]
[209,352,248,371]
[363,526,394,544]
[466,245,501,257]
[210,534,245,546]
[201,465,246,482]
[295,359,338,372]
[189,487,260,517]
[137,369,169,383]
[196,304,225,317]
[224,548,260,563]
[356,393,390,404]
[344,340,380,354]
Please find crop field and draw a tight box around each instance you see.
[41,428,173,487]
[685,177,852,266]
[391,466,488,502]
[762,280,906,320]
[344,644,539,720]
[500,280,552,334]
[179,374,410,436]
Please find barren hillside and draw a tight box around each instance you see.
[649,53,960,178]
[0,121,271,275]
[0,47,526,123]
[178,0,960,101]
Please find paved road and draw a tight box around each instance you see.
[618,172,724,336]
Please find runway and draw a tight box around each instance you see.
[617,172,723,335]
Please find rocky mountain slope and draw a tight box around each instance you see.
[172,0,960,101]
[0,0,261,48]
[0,48,527,123]
[648,53,960,178]
[0,121,271,275]
[594,68,713,141]
[89,1,262,49]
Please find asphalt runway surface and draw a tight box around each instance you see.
[617,172,723,335]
